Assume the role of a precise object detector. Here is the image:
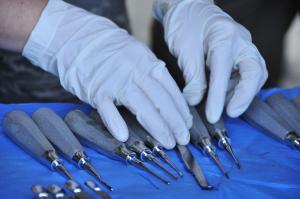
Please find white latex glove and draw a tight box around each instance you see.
[23,0,193,149]
[154,0,268,123]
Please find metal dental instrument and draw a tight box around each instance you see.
[3,110,73,180]
[32,185,52,199]
[85,181,111,199]
[89,110,169,184]
[140,133,183,177]
[48,184,68,199]
[120,109,177,181]
[189,107,229,178]
[65,110,169,185]
[65,180,91,199]
[32,108,113,191]
[242,97,300,149]
[266,93,300,137]
[176,145,214,189]
[115,110,183,177]
[197,106,240,169]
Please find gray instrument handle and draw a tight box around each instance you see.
[65,110,123,156]
[242,97,291,140]
[90,110,147,156]
[118,109,147,147]
[292,95,300,111]
[198,105,226,137]
[253,97,291,130]
[189,106,211,144]
[267,94,300,136]
[32,108,83,159]
[207,118,226,136]
[117,109,161,148]
[124,115,149,143]
[89,111,112,138]
[3,110,55,160]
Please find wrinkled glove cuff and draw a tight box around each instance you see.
[22,0,71,74]
[153,0,214,22]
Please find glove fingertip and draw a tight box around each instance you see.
[183,84,206,106]
[160,136,176,150]
[206,110,220,124]
[175,129,190,146]
[226,103,248,118]
[183,91,202,106]
[186,115,193,129]
[226,111,240,118]
[113,127,129,142]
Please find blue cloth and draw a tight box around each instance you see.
[0,88,300,199]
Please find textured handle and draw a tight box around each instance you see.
[189,106,211,145]
[292,95,300,113]
[124,115,148,143]
[118,109,161,148]
[206,118,226,137]
[3,110,54,159]
[89,111,112,138]
[197,105,226,138]
[113,108,150,155]
[91,109,148,152]
[115,109,143,146]
[32,108,82,159]
[267,94,300,136]
[65,110,122,155]
[242,97,291,140]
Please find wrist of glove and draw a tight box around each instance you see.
[153,0,268,123]
[23,0,193,149]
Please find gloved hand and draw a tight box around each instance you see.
[154,0,268,123]
[22,0,193,149]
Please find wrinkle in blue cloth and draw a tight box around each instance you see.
[0,88,300,198]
